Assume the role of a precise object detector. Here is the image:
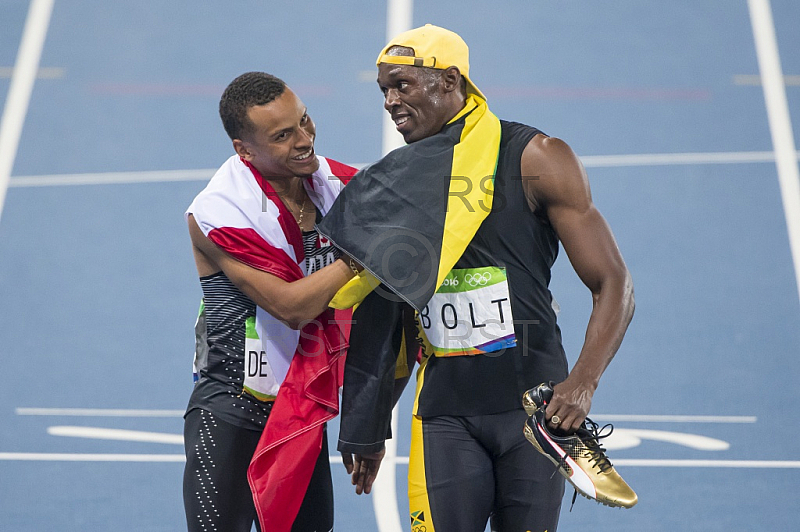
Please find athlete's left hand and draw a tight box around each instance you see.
[341,448,386,495]
[548,378,595,434]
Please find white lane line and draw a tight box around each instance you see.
[2,454,798,469]
[590,415,757,423]
[7,151,800,189]
[16,407,184,417]
[0,453,185,462]
[331,455,409,465]
[48,426,184,445]
[579,150,797,167]
[733,74,800,86]
[748,0,800,306]
[8,168,215,187]
[373,405,401,532]
[380,0,412,158]
[0,66,65,79]
[606,429,730,452]
[373,2,413,532]
[15,408,756,423]
[613,459,800,468]
[0,0,55,223]
[43,424,742,453]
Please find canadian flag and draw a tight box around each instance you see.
[318,235,332,248]
[187,153,357,532]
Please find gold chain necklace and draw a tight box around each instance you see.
[281,193,310,227]
[295,195,310,227]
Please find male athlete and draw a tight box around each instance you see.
[321,25,635,532]
[183,72,387,532]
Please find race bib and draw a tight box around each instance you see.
[243,316,279,401]
[419,267,517,356]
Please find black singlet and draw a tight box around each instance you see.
[416,120,570,417]
[186,211,340,431]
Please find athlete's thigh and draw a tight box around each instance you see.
[409,415,495,532]
[291,426,334,532]
[183,408,262,532]
[487,409,564,532]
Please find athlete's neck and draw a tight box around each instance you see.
[264,175,307,204]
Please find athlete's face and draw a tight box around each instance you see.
[234,88,319,178]
[377,63,451,144]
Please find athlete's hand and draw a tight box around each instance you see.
[548,378,595,434]
[341,448,385,495]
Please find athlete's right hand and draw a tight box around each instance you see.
[548,377,594,434]
[341,449,385,495]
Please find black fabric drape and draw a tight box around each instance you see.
[337,289,403,454]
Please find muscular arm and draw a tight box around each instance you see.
[522,135,634,433]
[188,214,356,329]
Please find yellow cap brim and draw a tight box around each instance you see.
[376,54,486,101]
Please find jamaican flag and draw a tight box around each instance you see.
[317,94,501,312]
[317,94,501,454]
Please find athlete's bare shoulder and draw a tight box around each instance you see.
[520,134,591,214]
[187,214,222,277]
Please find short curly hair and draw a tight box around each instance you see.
[219,72,286,141]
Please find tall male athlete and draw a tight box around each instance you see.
[183,72,383,532]
[321,25,634,532]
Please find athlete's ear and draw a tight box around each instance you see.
[441,66,462,93]
[233,139,252,160]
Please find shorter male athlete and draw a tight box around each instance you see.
[183,72,380,532]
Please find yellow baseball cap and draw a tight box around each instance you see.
[376,24,486,100]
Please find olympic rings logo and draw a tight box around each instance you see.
[412,527,427,532]
[464,272,492,287]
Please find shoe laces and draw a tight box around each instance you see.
[556,418,614,511]
[577,417,614,473]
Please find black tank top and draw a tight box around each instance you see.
[416,120,569,417]
[187,211,339,431]
[187,271,270,431]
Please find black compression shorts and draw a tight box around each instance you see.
[408,408,565,532]
[183,408,333,532]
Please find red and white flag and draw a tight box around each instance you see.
[186,154,356,531]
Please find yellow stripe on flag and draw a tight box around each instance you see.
[437,95,501,289]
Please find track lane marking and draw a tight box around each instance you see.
[0,0,55,222]
[7,151,800,188]
[16,408,185,417]
[372,1,413,531]
[2,454,799,468]
[47,426,184,445]
[15,408,757,423]
[748,0,800,306]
